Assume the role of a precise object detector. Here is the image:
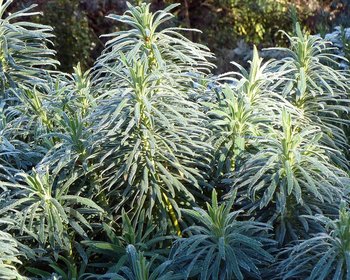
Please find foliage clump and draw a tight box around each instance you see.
[0,1,350,279]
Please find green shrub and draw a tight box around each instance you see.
[0,0,58,177]
[33,0,92,72]
[0,1,349,279]
[231,110,347,244]
[0,228,28,280]
[90,2,214,233]
[271,24,350,165]
[170,190,274,279]
[278,203,350,279]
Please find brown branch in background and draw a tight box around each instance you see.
[183,0,193,40]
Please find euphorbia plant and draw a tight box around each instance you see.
[170,190,274,280]
[207,46,293,177]
[0,1,349,278]
[0,170,104,254]
[0,0,57,94]
[278,203,350,279]
[0,0,59,175]
[230,110,348,244]
[271,23,350,168]
[90,2,214,234]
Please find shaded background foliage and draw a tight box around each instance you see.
[9,0,350,73]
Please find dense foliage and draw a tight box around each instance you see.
[1,1,350,279]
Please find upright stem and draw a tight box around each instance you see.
[138,35,182,236]
[162,191,181,236]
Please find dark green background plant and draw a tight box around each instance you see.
[9,0,350,73]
